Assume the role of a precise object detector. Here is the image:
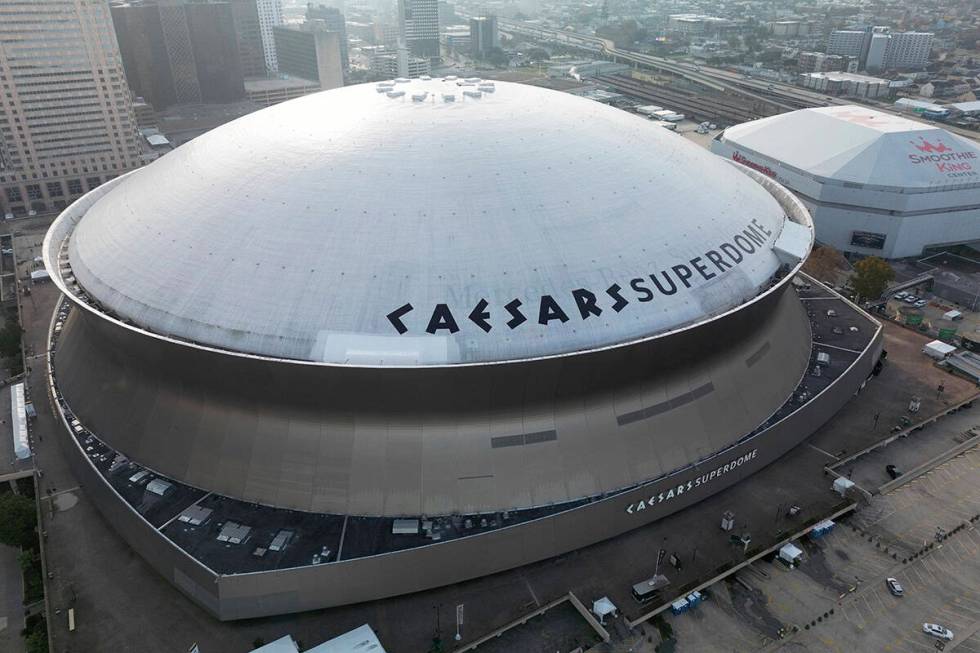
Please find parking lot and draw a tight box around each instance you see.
[840,405,978,494]
[665,442,980,652]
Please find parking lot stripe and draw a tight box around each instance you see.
[900,634,937,652]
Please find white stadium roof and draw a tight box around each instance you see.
[718,105,980,192]
[66,79,794,366]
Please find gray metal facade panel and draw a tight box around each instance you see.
[53,310,881,620]
[54,284,810,516]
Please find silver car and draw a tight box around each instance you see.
[923,623,954,640]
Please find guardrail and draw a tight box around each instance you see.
[827,392,979,476]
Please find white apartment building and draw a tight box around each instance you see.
[0,0,142,217]
[828,27,932,71]
[826,30,865,57]
[883,31,932,69]
[257,0,284,73]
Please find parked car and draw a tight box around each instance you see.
[904,295,919,304]
[915,299,928,308]
[886,577,903,596]
[923,623,954,640]
[886,464,902,480]
[895,291,908,300]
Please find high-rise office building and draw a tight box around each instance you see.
[230,0,267,78]
[306,4,349,71]
[273,25,343,90]
[0,0,142,217]
[469,15,498,58]
[256,0,284,73]
[111,1,245,110]
[398,0,439,60]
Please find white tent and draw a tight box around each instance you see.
[923,340,956,360]
[779,543,803,565]
[833,476,855,496]
[592,596,618,624]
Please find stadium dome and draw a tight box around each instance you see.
[711,105,980,259]
[40,80,888,622]
[715,105,980,192]
[66,78,793,365]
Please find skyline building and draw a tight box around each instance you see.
[230,0,267,78]
[273,24,344,90]
[469,14,498,58]
[256,0,284,72]
[306,4,349,71]
[0,0,142,218]
[827,27,933,71]
[111,1,246,110]
[398,0,439,60]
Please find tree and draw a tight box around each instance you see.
[17,549,36,572]
[486,47,509,67]
[526,47,550,62]
[0,318,22,359]
[0,492,36,549]
[851,256,895,301]
[803,245,847,283]
[25,629,47,653]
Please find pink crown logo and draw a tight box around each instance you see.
[911,137,951,153]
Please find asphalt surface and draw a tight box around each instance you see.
[665,410,980,652]
[0,543,25,653]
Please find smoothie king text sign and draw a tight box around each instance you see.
[908,136,978,179]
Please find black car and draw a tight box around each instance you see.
[886,464,902,480]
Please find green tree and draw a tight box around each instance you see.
[486,47,509,67]
[851,256,895,301]
[526,47,550,61]
[0,318,22,359]
[0,492,37,549]
[17,549,36,571]
[25,629,47,653]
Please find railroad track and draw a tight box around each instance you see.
[595,74,769,125]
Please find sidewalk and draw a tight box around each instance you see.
[0,543,25,653]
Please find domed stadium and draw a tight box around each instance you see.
[711,105,980,259]
[43,79,883,619]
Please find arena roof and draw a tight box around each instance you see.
[65,79,792,365]
[718,105,980,193]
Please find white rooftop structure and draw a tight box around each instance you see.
[63,79,793,366]
[306,624,387,653]
[951,100,980,115]
[10,383,29,460]
[249,636,301,653]
[894,98,947,113]
[246,625,388,653]
[712,105,980,258]
[715,105,980,192]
